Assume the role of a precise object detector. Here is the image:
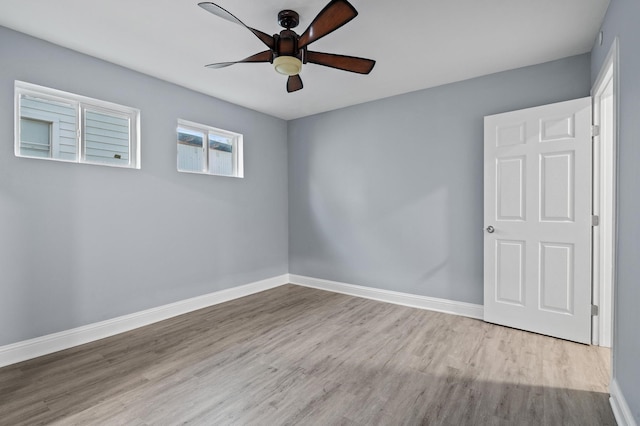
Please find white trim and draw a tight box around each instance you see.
[0,274,289,368]
[590,36,618,349]
[289,274,484,319]
[610,378,638,426]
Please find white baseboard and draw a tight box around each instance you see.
[610,378,638,426]
[0,274,484,368]
[0,274,289,368]
[289,274,484,320]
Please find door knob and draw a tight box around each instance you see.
[486,226,495,233]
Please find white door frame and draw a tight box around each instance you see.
[591,37,619,348]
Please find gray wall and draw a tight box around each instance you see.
[288,54,591,305]
[0,26,289,347]
[591,0,640,421]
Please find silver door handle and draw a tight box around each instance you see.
[486,226,495,233]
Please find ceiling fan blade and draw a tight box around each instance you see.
[198,2,275,49]
[205,50,273,69]
[306,51,375,74]
[287,75,304,93]
[298,0,358,49]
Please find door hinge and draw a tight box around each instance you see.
[591,124,600,137]
[592,215,600,226]
[591,304,599,316]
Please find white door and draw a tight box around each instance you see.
[483,97,592,344]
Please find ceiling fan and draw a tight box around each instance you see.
[198,0,376,93]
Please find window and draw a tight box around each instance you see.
[177,119,243,178]
[15,81,140,168]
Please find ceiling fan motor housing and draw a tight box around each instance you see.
[276,29,299,56]
[274,26,303,76]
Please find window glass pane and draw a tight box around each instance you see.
[208,133,233,176]
[20,118,51,158]
[177,127,205,172]
[84,109,130,165]
[19,94,77,160]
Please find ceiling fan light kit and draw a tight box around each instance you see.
[198,0,375,93]
[273,56,302,76]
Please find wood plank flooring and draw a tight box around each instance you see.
[0,284,614,425]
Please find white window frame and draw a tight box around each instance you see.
[177,118,244,178]
[14,81,141,169]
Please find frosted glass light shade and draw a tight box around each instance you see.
[273,56,302,76]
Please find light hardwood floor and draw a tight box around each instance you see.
[0,284,614,425]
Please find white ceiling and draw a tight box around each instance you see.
[0,0,610,120]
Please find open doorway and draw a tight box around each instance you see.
[591,37,618,348]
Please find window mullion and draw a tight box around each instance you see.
[78,103,84,163]
[204,130,209,173]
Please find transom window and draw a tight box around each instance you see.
[177,119,243,178]
[15,81,140,168]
